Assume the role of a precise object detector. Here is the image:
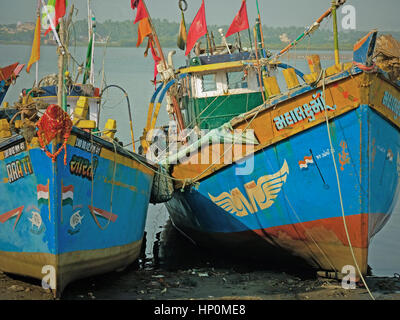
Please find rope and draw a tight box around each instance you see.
[271,148,339,274]
[321,69,375,300]
[353,61,377,73]
[152,94,232,162]
[88,131,117,230]
[191,101,265,182]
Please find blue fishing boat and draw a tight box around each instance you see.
[141,0,400,283]
[0,1,155,297]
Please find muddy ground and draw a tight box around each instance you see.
[0,222,399,301]
[1,267,400,301]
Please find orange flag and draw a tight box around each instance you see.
[136,17,152,47]
[27,15,41,73]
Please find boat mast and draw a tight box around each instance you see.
[35,0,40,86]
[331,0,341,67]
[87,0,95,85]
[57,18,65,108]
[255,0,266,57]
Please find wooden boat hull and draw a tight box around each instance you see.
[0,127,154,296]
[165,70,400,276]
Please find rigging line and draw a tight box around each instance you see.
[99,34,111,91]
[321,70,375,300]
[137,104,266,186]
[181,94,228,138]
[154,94,232,161]
[89,132,113,230]
[191,101,265,182]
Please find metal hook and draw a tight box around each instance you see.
[179,0,188,12]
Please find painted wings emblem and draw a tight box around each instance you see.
[208,160,289,217]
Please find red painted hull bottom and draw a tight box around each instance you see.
[171,213,387,277]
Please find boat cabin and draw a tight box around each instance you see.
[178,52,264,130]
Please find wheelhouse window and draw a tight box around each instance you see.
[201,74,217,92]
[226,71,248,89]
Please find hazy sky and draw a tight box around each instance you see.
[1,0,399,31]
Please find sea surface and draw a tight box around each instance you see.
[1,44,399,277]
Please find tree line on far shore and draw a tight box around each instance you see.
[1,18,399,51]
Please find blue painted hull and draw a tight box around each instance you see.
[0,127,154,295]
[166,104,399,274]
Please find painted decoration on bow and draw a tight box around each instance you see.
[68,209,84,235]
[208,160,289,217]
[338,141,350,171]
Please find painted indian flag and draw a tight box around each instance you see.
[299,155,314,169]
[37,183,49,206]
[62,185,74,206]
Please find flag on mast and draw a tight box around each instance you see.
[177,11,187,51]
[44,0,67,36]
[133,0,149,24]
[82,34,93,84]
[27,15,41,73]
[136,17,152,47]
[225,0,249,38]
[130,0,162,86]
[144,37,161,86]
[185,0,207,56]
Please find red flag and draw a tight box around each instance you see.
[55,0,66,21]
[185,0,207,56]
[44,0,67,36]
[134,0,149,24]
[225,0,249,38]
[146,37,161,87]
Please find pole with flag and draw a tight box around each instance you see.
[225,0,251,49]
[185,0,207,56]
[40,0,64,54]
[27,0,41,86]
[131,0,167,80]
[55,0,67,108]
[133,0,167,69]
[43,0,67,36]
[225,0,249,38]
[255,0,266,58]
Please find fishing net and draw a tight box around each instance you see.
[375,34,400,81]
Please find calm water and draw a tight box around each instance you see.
[0,44,399,277]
